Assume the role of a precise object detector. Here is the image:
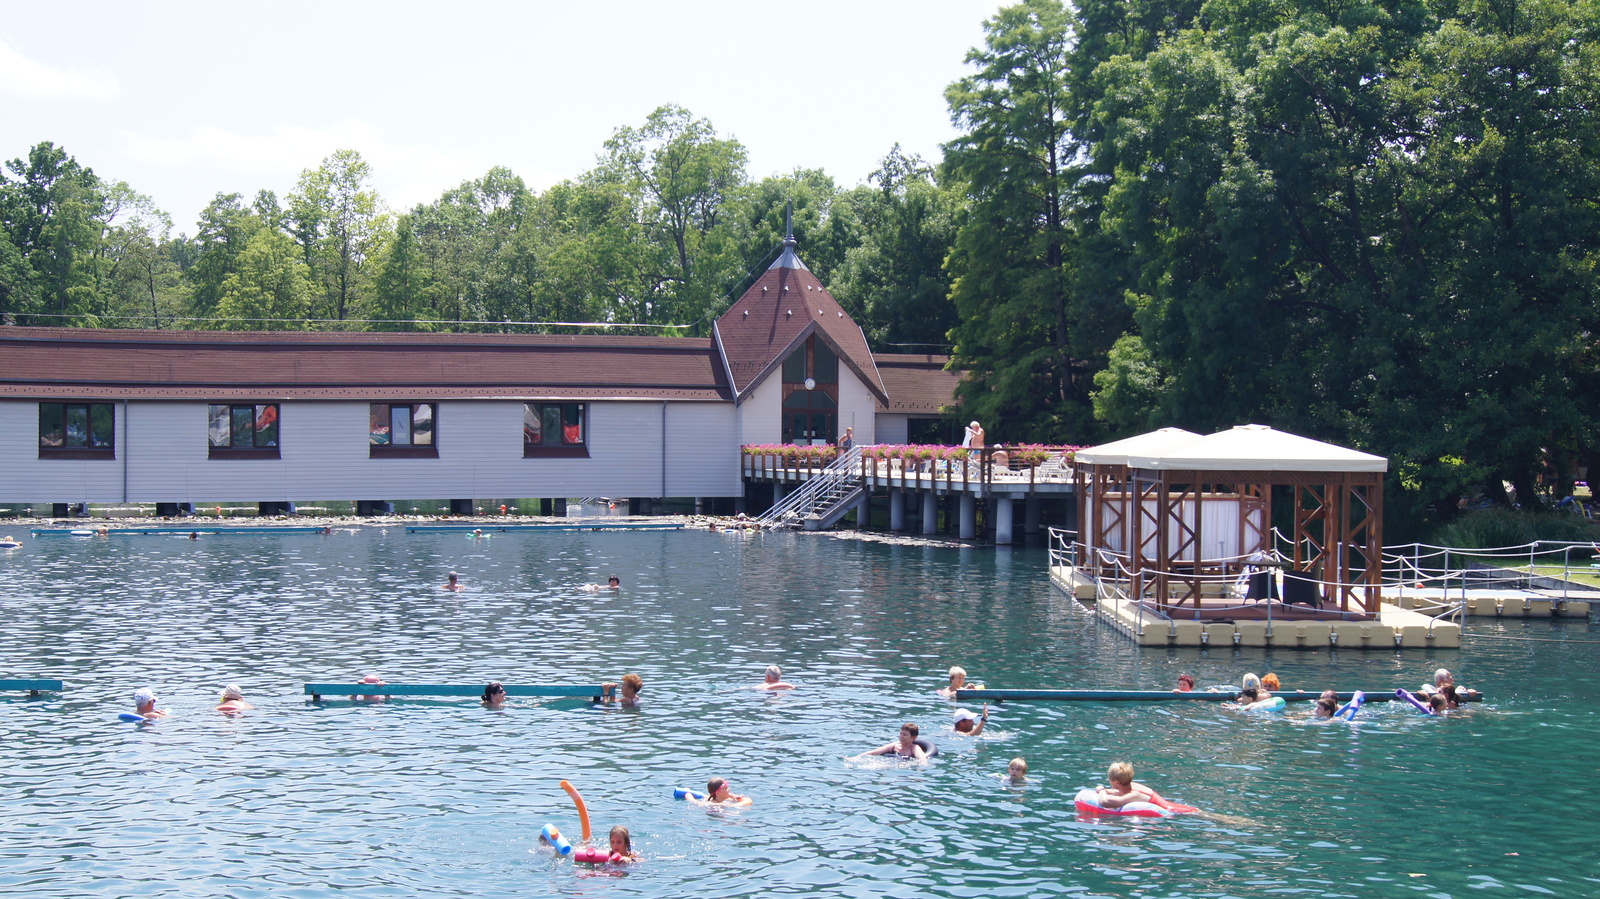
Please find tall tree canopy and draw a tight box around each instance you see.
[1086,0,1600,515]
[942,0,1127,444]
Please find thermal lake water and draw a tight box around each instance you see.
[1,526,1597,898]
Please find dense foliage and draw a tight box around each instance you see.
[3,0,1598,535]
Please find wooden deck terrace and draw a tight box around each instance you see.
[741,448,1077,498]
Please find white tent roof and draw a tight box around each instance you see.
[1123,424,1388,473]
[1074,427,1203,467]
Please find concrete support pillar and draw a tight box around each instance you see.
[921,490,938,535]
[539,498,553,516]
[694,497,704,515]
[889,489,905,531]
[553,498,567,517]
[1025,495,1042,536]
[995,496,1015,545]
[856,490,871,529]
[773,482,786,503]
[959,494,977,540]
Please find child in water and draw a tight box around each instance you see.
[1096,761,1156,810]
[1007,757,1028,783]
[607,825,640,863]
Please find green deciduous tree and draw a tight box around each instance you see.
[288,149,390,322]
[943,0,1126,443]
[832,146,960,351]
[1087,0,1600,520]
[214,227,315,329]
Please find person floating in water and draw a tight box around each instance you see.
[606,825,640,863]
[482,681,507,708]
[216,684,255,712]
[1174,673,1196,692]
[692,777,752,807]
[1008,757,1028,782]
[953,705,989,735]
[1095,761,1156,810]
[757,665,795,691]
[442,571,463,591]
[582,575,621,592]
[856,723,929,761]
[938,666,973,699]
[599,673,642,707]
[133,688,169,720]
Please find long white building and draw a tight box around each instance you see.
[0,237,961,515]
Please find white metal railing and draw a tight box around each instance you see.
[756,446,863,528]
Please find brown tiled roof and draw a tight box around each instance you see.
[713,254,888,406]
[0,327,731,401]
[872,353,965,414]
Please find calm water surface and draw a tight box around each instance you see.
[1,527,1597,898]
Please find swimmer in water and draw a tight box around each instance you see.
[953,704,989,735]
[216,683,255,712]
[1008,757,1028,782]
[581,575,622,592]
[856,723,928,761]
[1174,673,1196,692]
[607,825,640,863]
[694,777,752,807]
[938,666,969,698]
[351,673,388,702]
[1095,761,1156,810]
[599,673,642,707]
[757,664,795,691]
[443,571,463,591]
[482,681,507,708]
[1313,690,1339,718]
[133,688,169,720]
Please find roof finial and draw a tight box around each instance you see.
[768,198,808,271]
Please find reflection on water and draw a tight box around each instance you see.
[1,528,1598,898]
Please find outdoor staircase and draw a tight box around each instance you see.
[756,446,864,529]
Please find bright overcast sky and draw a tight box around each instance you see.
[2,1,1005,235]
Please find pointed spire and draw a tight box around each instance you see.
[768,198,809,271]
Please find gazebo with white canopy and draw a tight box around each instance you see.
[1074,424,1388,619]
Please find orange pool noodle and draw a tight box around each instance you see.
[560,779,592,843]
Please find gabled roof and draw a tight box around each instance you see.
[0,327,731,401]
[872,354,963,414]
[1123,424,1388,473]
[713,241,888,407]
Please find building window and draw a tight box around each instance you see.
[39,402,115,459]
[208,403,280,459]
[370,403,438,458]
[523,402,588,458]
[781,335,839,444]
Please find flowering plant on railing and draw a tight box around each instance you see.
[741,444,839,464]
[1005,444,1087,466]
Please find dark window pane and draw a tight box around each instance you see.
[65,404,89,447]
[370,405,390,445]
[89,405,114,447]
[39,404,64,447]
[543,405,561,446]
[813,340,838,383]
[391,406,411,445]
[231,407,253,447]
[782,346,806,383]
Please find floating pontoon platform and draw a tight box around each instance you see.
[31,526,329,536]
[304,683,610,701]
[1,679,64,694]
[955,688,1481,703]
[404,523,685,533]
